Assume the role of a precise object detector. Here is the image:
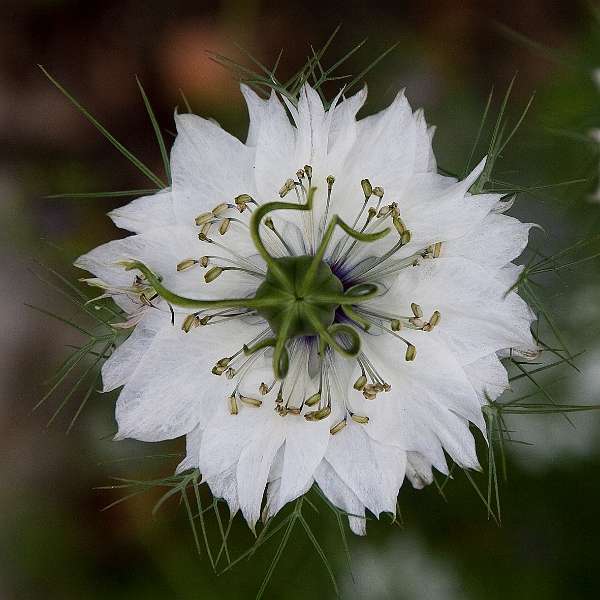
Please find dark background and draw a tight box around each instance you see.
[2,1,600,598]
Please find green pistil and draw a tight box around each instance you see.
[119,185,391,379]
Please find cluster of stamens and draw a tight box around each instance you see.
[110,165,445,435]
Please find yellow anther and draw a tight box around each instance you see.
[361,179,373,199]
[393,216,407,235]
[304,405,331,421]
[405,344,417,361]
[362,383,380,400]
[195,212,212,226]
[177,259,198,272]
[411,303,423,318]
[212,203,229,216]
[351,414,369,424]
[390,319,402,331]
[279,178,295,197]
[305,392,321,406]
[377,205,393,218]
[204,266,223,283]
[353,375,367,390]
[219,218,231,235]
[228,395,239,415]
[181,314,199,333]
[239,395,262,407]
[235,194,253,212]
[330,419,347,435]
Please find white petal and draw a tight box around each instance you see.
[207,465,240,517]
[325,419,406,517]
[199,405,262,479]
[109,189,176,233]
[314,460,367,536]
[269,416,330,515]
[346,90,416,189]
[290,84,330,168]
[241,84,268,147]
[398,159,495,250]
[464,353,509,404]
[359,331,481,470]
[171,113,255,225]
[413,108,436,174]
[199,403,285,528]
[75,225,260,301]
[443,212,533,267]
[253,91,296,201]
[176,424,203,473]
[236,417,285,529]
[76,225,198,289]
[101,309,168,392]
[377,255,537,365]
[328,86,367,159]
[344,160,496,270]
[405,451,434,490]
[115,318,264,442]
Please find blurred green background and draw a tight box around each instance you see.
[2,1,600,598]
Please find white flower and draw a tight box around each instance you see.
[76,84,537,535]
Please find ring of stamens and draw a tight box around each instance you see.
[107,168,445,430]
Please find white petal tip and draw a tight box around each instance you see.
[348,515,367,536]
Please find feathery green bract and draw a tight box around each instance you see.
[136,76,171,184]
[433,79,600,521]
[97,470,353,598]
[39,65,166,188]
[30,262,125,431]
[208,25,399,110]
[45,189,160,200]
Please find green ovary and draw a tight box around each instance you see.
[254,256,343,338]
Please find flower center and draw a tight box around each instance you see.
[255,255,343,338]
[112,170,446,427]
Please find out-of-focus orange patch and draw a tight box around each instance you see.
[158,22,246,105]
